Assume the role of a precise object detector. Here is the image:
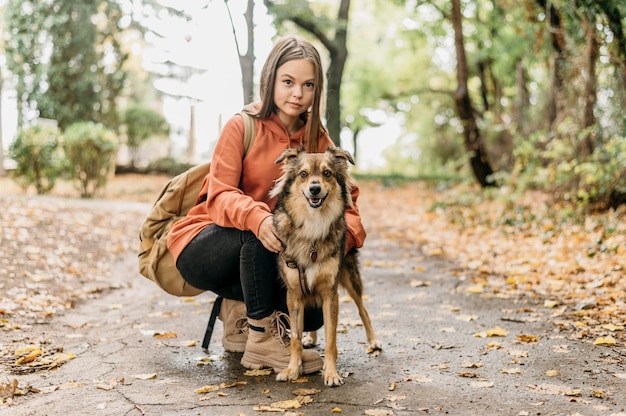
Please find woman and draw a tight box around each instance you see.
[167,36,366,374]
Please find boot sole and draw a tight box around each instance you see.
[222,339,246,353]
[241,351,322,375]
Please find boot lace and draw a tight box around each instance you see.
[234,316,249,335]
[269,311,290,348]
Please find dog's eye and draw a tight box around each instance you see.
[323,170,332,177]
[299,171,308,179]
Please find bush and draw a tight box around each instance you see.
[8,125,64,194]
[146,157,195,176]
[511,124,626,211]
[63,122,119,198]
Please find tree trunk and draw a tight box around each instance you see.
[321,0,350,146]
[581,14,597,157]
[225,0,255,105]
[0,72,5,177]
[536,0,566,131]
[514,60,529,135]
[451,0,496,187]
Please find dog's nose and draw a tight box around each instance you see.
[309,184,321,196]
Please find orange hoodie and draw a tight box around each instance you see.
[167,111,367,263]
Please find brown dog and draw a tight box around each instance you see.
[270,147,382,386]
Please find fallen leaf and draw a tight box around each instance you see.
[364,409,396,416]
[593,336,616,346]
[270,399,301,409]
[244,369,272,376]
[601,323,624,331]
[133,373,157,380]
[154,331,177,339]
[461,361,483,368]
[458,372,481,378]
[95,379,117,391]
[501,368,521,375]
[546,370,559,377]
[470,381,494,388]
[516,334,538,344]
[194,385,220,394]
[474,326,508,337]
[331,407,342,413]
[292,388,320,396]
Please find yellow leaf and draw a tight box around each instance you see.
[154,331,177,339]
[14,346,43,357]
[602,323,624,332]
[133,373,157,380]
[475,326,507,338]
[413,265,426,272]
[544,300,559,308]
[546,370,559,377]
[486,326,508,337]
[501,368,521,375]
[292,388,320,396]
[219,381,247,388]
[332,407,342,413]
[516,334,538,344]
[244,369,272,376]
[194,385,219,394]
[271,399,301,409]
[594,336,616,346]
[465,285,484,294]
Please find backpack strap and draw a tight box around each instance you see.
[240,112,257,156]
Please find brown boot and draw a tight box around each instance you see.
[218,298,248,352]
[240,311,323,375]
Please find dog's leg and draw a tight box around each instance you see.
[276,290,304,382]
[322,290,343,386]
[341,266,382,353]
[303,331,318,348]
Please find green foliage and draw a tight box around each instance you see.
[510,125,626,211]
[120,104,170,166]
[8,125,64,194]
[3,0,129,130]
[146,157,194,176]
[63,122,119,199]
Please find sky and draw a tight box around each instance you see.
[1,0,396,171]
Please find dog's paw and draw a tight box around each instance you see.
[323,370,344,387]
[366,339,383,355]
[276,366,300,382]
[302,331,318,348]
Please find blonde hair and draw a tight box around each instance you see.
[257,36,326,153]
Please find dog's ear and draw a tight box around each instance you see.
[328,147,355,165]
[274,147,303,164]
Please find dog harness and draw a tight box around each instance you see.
[283,245,317,296]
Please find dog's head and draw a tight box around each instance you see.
[270,147,355,210]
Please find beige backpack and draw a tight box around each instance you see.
[138,112,257,296]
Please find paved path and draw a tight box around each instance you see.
[2,202,625,416]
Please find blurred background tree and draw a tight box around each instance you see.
[1,0,624,209]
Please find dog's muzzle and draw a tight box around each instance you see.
[304,183,326,208]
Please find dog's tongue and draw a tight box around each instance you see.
[309,198,322,208]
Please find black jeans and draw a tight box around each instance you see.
[176,224,323,331]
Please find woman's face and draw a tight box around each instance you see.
[273,59,315,128]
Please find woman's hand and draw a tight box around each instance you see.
[258,216,283,253]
